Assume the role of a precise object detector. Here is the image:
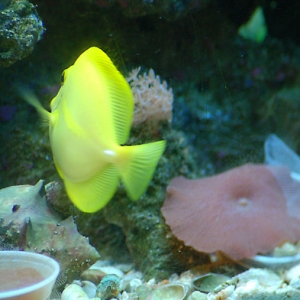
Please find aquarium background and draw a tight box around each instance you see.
[1,0,300,289]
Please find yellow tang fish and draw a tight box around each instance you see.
[23,47,166,213]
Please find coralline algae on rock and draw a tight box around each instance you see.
[0,180,100,281]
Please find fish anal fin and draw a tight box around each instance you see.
[64,164,119,213]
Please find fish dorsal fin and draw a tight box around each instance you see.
[82,47,134,145]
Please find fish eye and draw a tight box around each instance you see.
[61,71,65,85]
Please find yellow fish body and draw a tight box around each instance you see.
[24,47,166,213]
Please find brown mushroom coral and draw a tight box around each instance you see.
[161,163,300,260]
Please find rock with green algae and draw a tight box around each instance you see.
[0,180,100,281]
[0,121,57,189]
[45,180,74,218]
[0,0,44,67]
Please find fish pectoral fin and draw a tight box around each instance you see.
[118,140,166,200]
[18,88,51,126]
[64,164,119,213]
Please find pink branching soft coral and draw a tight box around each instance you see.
[161,163,300,260]
[127,67,173,125]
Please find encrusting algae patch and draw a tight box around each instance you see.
[21,47,165,213]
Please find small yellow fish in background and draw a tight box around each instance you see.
[22,47,166,213]
[238,6,267,43]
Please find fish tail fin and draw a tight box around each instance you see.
[117,140,166,200]
[18,88,50,126]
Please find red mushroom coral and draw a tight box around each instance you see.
[161,163,300,260]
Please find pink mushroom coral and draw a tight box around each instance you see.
[161,163,300,260]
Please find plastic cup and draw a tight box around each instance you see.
[0,251,60,300]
